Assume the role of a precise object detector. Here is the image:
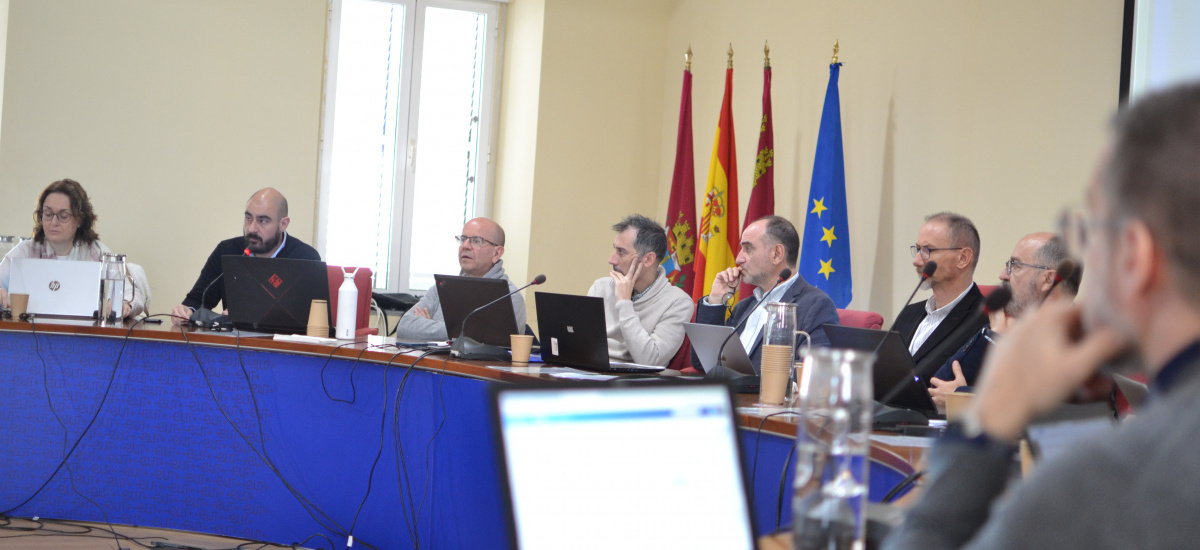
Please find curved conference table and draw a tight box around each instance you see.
[0,318,923,549]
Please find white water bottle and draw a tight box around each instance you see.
[335,267,359,339]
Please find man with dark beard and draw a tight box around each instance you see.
[927,233,1078,410]
[172,188,320,322]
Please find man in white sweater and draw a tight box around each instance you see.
[587,214,694,366]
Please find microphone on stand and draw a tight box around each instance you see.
[451,274,546,361]
[189,249,250,328]
[886,261,938,332]
[707,268,791,392]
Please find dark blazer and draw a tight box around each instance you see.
[182,234,322,310]
[892,283,987,384]
[693,274,839,369]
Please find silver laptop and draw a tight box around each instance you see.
[684,322,756,375]
[10,258,102,317]
[492,382,757,550]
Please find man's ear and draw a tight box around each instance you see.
[958,247,973,270]
[642,252,658,268]
[492,245,504,264]
[773,243,787,266]
[280,216,291,232]
[1038,269,1057,294]
[1121,220,1161,304]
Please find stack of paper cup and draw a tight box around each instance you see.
[307,299,330,337]
[759,343,794,405]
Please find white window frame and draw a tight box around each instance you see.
[316,0,503,293]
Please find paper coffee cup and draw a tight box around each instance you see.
[10,293,30,318]
[510,334,534,364]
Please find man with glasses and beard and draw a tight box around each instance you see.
[172,188,320,323]
[395,217,525,341]
[894,212,988,380]
[927,233,1080,411]
[884,81,1200,550]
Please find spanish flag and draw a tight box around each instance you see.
[694,62,740,303]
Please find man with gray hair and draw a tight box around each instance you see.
[893,211,987,381]
[587,214,694,366]
[885,80,1200,550]
[928,232,1080,410]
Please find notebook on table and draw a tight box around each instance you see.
[491,381,756,550]
[434,274,519,347]
[533,291,664,374]
[221,256,330,334]
[9,258,102,318]
[823,324,938,415]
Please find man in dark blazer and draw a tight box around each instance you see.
[892,212,986,383]
[694,216,839,369]
[171,188,321,321]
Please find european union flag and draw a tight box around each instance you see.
[799,63,852,308]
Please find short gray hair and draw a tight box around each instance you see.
[612,214,668,263]
[1034,235,1079,296]
[926,211,980,269]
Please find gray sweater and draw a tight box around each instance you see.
[883,349,1200,550]
[395,260,526,341]
[587,266,694,366]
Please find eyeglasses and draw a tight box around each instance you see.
[454,235,499,248]
[40,209,74,223]
[909,245,964,260]
[1005,259,1052,276]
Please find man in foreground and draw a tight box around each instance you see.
[885,81,1200,549]
[172,188,320,321]
[587,214,693,366]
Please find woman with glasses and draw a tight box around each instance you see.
[0,178,149,317]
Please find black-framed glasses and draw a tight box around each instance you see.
[909,244,964,260]
[454,235,499,248]
[1005,259,1052,276]
[39,209,74,223]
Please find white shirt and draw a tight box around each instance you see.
[739,273,799,354]
[908,282,975,355]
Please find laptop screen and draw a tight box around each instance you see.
[493,383,756,550]
[10,258,102,317]
[221,256,330,334]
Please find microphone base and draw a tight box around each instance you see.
[451,335,511,362]
[705,365,761,394]
[189,308,232,330]
[872,402,930,430]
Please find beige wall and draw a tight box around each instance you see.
[0,0,326,313]
[497,0,1124,326]
[0,0,1123,324]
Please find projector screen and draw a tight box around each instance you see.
[1125,0,1200,102]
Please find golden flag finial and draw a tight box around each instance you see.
[727,43,734,69]
[764,41,770,68]
[685,46,692,71]
[831,39,840,64]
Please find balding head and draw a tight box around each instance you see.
[247,188,288,220]
[458,217,506,277]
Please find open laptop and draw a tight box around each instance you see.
[9,258,102,318]
[491,382,757,550]
[823,324,938,415]
[533,292,664,373]
[684,322,756,375]
[434,274,519,347]
[221,256,330,334]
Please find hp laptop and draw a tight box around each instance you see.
[221,256,330,334]
[9,258,102,318]
[491,382,757,550]
[823,324,938,415]
[684,322,756,375]
[533,292,664,373]
[434,274,519,347]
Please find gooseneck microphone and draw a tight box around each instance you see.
[1042,259,1079,301]
[451,274,546,361]
[707,268,791,389]
[189,249,250,328]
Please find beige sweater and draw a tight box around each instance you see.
[587,267,694,366]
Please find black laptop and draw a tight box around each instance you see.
[222,256,331,334]
[434,274,519,347]
[823,324,938,415]
[491,381,756,550]
[533,292,664,373]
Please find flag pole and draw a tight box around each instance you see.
[685,45,692,71]
[727,43,734,69]
[832,39,839,64]
[764,41,770,68]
